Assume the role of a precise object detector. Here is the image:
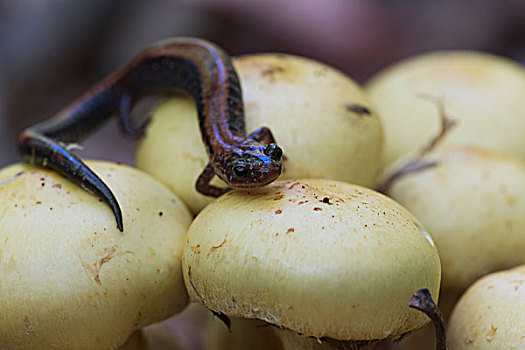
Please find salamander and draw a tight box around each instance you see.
[17,37,283,231]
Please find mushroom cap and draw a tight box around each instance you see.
[385,146,525,290]
[365,50,525,166]
[447,265,525,349]
[0,161,192,349]
[183,179,441,341]
[136,53,383,214]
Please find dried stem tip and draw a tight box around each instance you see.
[408,288,447,350]
[376,96,456,195]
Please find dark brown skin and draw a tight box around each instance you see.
[17,38,283,231]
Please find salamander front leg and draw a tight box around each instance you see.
[118,93,150,139]
[17,129,124,231]
[196,163,230,197]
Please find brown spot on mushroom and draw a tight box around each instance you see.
[93,247,117,285]
[313,207,322,211]
[52,183,62,189]
[23,315,34,334]
[466,333,477,344]
[486,324,497,342]
[286,228,295,234]
[191,244,201,255]
[261,66,285,78]
[273,194,284,200]
[36,201,42,205]
[158,211,163,216]
[80,247,134,286]
[211,235,228,250]
[288,181,301,189]
[275,209,282,214]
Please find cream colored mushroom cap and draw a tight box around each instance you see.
[183,179,440,341]
[0,161,192,350]
[136,53,383,214]
[447,265,525,349]
[366,50,525,166]
[386,146,525,290]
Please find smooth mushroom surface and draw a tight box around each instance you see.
[0,161,192,350]
[365,50,525,166]
[136,53,383,214]
[447,265,525,349]
[383,146,525,291]
[182,179,441,347]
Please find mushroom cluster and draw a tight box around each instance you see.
[367,50,525,349]
[5,44,525,349]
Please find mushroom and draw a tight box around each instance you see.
[182,179,441,349]
[382,146,525,291]
[0,161,192,349]
[136,53,383,214]
[447,265,525,349]
[365,50,525,166]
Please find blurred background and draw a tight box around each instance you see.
[1,0,524,169]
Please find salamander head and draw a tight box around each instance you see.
[217,143,283,189]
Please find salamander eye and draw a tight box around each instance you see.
[233,165,249,179]
[264,144,283,160]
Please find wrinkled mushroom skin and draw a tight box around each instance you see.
[447,266,525,349]
[385,146,525,291]
[136,54,383,214]
[0,161,192,350]
[366,50,525,167]
[183,179,440,342]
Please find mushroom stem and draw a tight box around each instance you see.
[408,289,447,350]
[376,96,456,194]
[118,330,148,350]
[273,329,377,350]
